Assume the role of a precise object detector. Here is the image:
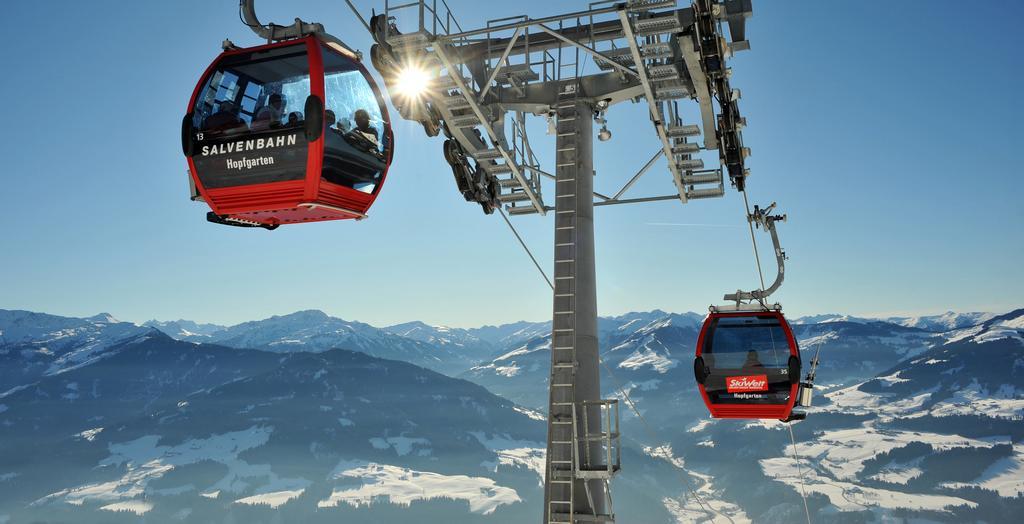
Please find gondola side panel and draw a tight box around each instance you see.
[305,37,326,202]
[184,39,318,219]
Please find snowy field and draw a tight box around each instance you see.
[318,460,520,514]
[759,425,1007,513]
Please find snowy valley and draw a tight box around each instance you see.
[0,307,1021,522]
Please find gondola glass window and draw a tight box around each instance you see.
[320,46,388,193]
[704,315,788,369]
[190,45,311,188]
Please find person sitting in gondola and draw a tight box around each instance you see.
[252,93,286,131]
[343,109,383,158]
[287,111,302,127]
[352,109,378,143]
[203,100,246,135]
[742,350,765,370]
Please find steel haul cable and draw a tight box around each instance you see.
[498,208,553,290]
[787,421,812,524]
[786,334,829,524]
[739,183,812,523]
[741,190,768,299]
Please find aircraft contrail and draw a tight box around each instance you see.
[645,223,742,228]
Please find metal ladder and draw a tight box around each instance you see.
[546,73,583,524]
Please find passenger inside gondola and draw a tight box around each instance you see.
[352,109,379,142]
[320,47,389,192]
[742,350,765,370]
[343,109,383,158]
[253,93,287,130]
[203,101,247,135]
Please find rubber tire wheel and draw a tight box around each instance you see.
[443,139,462,166]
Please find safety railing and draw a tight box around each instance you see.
[572,399,621,479]
[384,0,465,38]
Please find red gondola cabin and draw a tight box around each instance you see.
[182,36,393,229]
[694,311,801,419]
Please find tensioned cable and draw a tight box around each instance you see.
[498,208,553,290]
[741,185,810,521]
[787,421,812,524]
[741,190,767,298]
[786,334,829,524]
[737,188,774,364]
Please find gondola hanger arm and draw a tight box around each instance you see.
[724,201,788,306]
[239,0,362,60]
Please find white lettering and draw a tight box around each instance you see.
[225,156,277,171]
[201,133,300,156]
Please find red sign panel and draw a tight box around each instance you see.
[726,374,769,393]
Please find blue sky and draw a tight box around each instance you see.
[0,1,1020,327]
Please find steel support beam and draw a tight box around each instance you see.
[535,24,640,80]
[594,194,678,206]
[679,35,718,150]
[522,165,611,200]
[617,9,689,204]
[611,150,664,200]
[448,19,627,62]
[478,27,523,102]
[432,45,547,215]
[445,4,625,39]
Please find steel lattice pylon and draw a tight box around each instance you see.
[370,1,754,521]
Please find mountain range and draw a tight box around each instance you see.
[1,306,1021,523]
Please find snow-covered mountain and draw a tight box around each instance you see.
[793,311,998,332]
[461,320,550,351]
[382,320,497,361]
[705,308,1024,522]
[0,315,693,523]
[3,306,1021,522]
[791,313,875,324]
[885,311,998,332]
[463,308,1024,521]
[141,318,226,338]
[162,310,485,375]
[0,310,156,393]
[0,334,552,522]
[824,309,1024,421]
[466,311,935,409]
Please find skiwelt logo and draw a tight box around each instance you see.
[726,374,768,393]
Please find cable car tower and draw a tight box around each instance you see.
[369,1,754,522]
